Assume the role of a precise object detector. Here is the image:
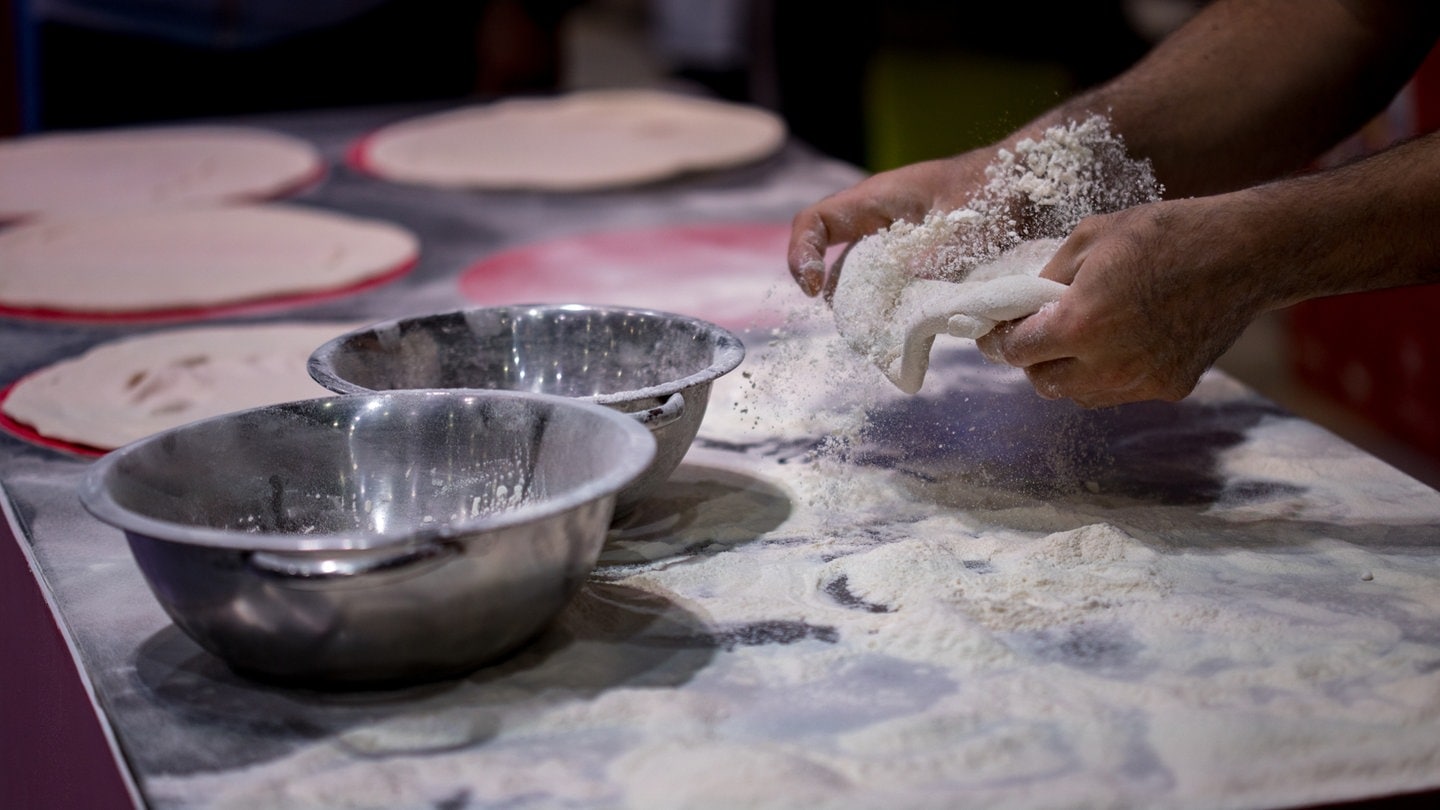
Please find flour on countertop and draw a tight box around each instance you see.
[140,379,1440,810]
[129,114,1440,810]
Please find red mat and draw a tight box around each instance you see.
[458,222,804,331]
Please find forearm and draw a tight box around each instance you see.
[976,127,1440,407]
[1222,128,1440,308]
[785,0,1440,295]
[1040,0,1440,197]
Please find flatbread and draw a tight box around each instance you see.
[354,89,787,190]
[0,125,322,221]
[1,323,355,450]
[0,204,418,316]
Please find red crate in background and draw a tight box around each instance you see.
[1285,46,1440,466]
[1289,288,1440,462]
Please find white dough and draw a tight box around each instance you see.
[2,323,356,449]
[833,226,1065,395]
[357,89,787,190]
[0,204,418,314]
[0,125,321,220]
[828,115,1162,396]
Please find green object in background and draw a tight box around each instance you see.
[864,49,1075,172]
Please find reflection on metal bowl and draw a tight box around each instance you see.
[306,304,746,513]
[78,390,655,686]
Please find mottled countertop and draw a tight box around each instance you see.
[4,103,1440,810]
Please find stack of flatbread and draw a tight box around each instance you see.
[0,125,418,452]
[0,125,420,319]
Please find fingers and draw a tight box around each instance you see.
[1022,358,1125,407]
[973,206,1221,408]
[1023,360,1189,408]
[786,163,951,297]
[975,232,1084,363]
[1036,224,1088,285]
[977,317,1111,405]
[974,323,1010,365]
[820,242,853,302]
[980,307,1069,368]
[787,209,832,297]
[978,311,1171,408]
[787,196,896,298]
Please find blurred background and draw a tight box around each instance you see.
[1,0,1436,489]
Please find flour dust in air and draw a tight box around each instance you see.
[721,114,1163,504]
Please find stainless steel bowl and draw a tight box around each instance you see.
[306,304,745,513]
[78,390,656,686]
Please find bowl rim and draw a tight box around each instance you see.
[77,389,657,553]
[306,302,747,404]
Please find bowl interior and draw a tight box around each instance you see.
[83,391,654,550]
[309,305,743,402]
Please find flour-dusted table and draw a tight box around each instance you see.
[3,102,1439,810]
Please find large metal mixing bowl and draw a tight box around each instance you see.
[306,304,746,513]
[78,390,655,686]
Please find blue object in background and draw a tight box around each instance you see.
[10,0,40,132]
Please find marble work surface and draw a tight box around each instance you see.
[4,103,1440,810]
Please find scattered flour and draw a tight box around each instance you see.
[42,111,1440,810]
[977,113,1163,240]
[140,422,1440,810]
[611,742,851,808]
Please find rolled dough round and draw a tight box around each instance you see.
[353,89,787,190]
[0,204,419,316]
[1,323,355,450]
[0,125,323,221]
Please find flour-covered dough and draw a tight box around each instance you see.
[2,323,355,449]
[828,115,1165,395]
[833,216,1065,394]
[0,204,418,315]
[356,89,787,190]
[0,125,321,220]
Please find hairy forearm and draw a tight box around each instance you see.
[1226,128,1440,307]
[1038,0,1440,197]
[785,0,1440,299]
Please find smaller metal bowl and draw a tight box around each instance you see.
[79,390,655,686]
[307,304,746,513]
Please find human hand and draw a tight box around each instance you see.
[976,197,1268,408]
[787,153,992,298]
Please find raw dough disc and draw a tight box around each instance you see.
[0,204,419,316]
[0,125,323,220]
[353,89,787,190]
[1,323,355,450]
